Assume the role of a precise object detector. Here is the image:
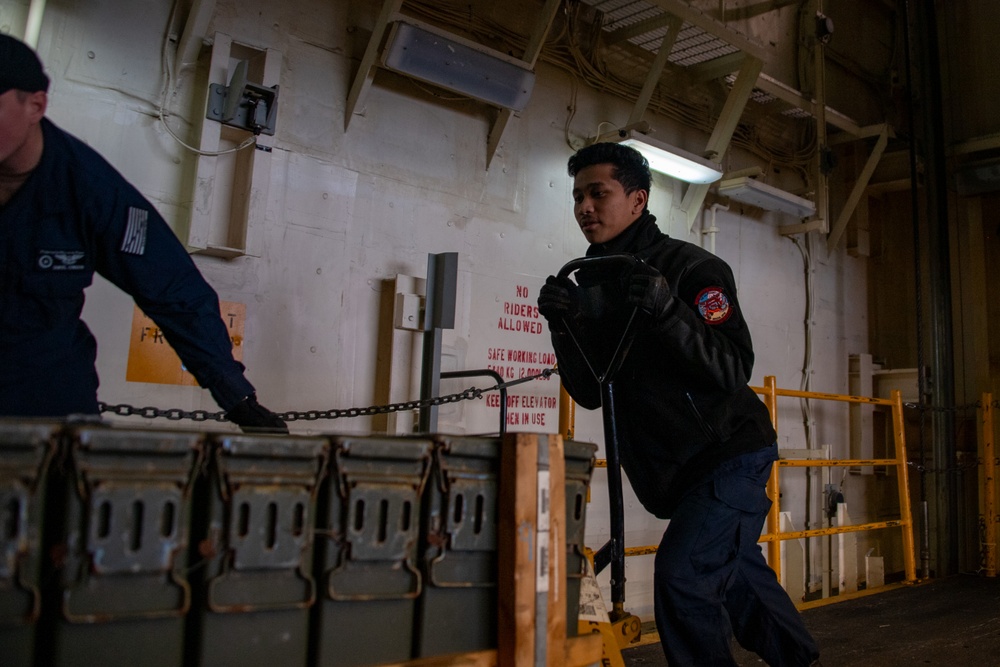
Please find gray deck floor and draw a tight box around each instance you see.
[621,574,1000,666]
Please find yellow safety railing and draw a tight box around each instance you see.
[752,376,917,588]
[581,376,920,593]
[982,393,997,578]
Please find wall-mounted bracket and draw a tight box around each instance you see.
[206,59,279,136]
[825,124,891,253]
[393,293,425,331]
[184,34,281,259]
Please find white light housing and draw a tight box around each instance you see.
[718,176,816,218]
[381,19,536,111]
[617,131,723,184]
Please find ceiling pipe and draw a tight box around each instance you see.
[705,202,728,256]
[24,0,46,47]
[901,0,929,582]
[907,0,958,577]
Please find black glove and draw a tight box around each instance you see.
[627,263,673,320]
[225,394,288,434]
[537,275,577,331]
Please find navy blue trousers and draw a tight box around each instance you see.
[654,444,819,666]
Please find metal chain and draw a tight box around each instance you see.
[903,400,988,413]
[906,459,984,474]
[99,368,557,423]
[900,399,996,474]
[98,403,230,422]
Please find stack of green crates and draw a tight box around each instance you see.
[0,422,597,666]
[415,436,597,658]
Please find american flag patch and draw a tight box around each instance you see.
[120,207,149,255]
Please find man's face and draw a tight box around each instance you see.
[0,89,46,174]
[572,163,647,244]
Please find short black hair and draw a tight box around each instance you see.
[567,142,652,199]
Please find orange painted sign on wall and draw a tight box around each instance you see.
[125,301,245,386]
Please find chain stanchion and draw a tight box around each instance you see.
[99,368,558,423]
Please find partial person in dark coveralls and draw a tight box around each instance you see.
[537,142,820,666]
[0,34,285,432]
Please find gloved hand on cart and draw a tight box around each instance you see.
[627,262,674,321]
[538,275,579,332]
[225,394,289,434]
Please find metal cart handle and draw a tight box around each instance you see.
[554,253,643,618]
[555,253,642,385]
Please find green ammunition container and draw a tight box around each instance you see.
[188,434,328,667]
[563,439,598,633]
[415,436,501,657]
[0,421,59,667]
[312,436,433,667]
[46,427,204,667]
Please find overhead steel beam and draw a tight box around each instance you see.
[826,125,890,253]
[344,0,403,131]
[522,0,562,70]
[950,132,1000,156]
[627,16,684,127]
[699,54,764,158]
[175,0,217,74]
[829,123,890,145]
[778,219,826,235]
[682,54,764,229]
[486,0,561,168]
[687,51,747,82]
[487,108,515,167]
[755,73,862,137]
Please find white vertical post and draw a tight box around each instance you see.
[837,502,858,593]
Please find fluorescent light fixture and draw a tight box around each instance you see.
[617,131,723,184]
[381,19,536,111]
[718,176,816,218]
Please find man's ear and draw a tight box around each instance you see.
[25,91,47,122]
[631,188,648,215]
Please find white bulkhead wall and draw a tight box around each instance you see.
[12,0,869,619]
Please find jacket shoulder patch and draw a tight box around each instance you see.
[695,286,732,324]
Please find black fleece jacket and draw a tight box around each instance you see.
[551,212,776,518]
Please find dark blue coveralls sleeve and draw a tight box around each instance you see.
[0,118,254,416]
[88,167,254,411]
